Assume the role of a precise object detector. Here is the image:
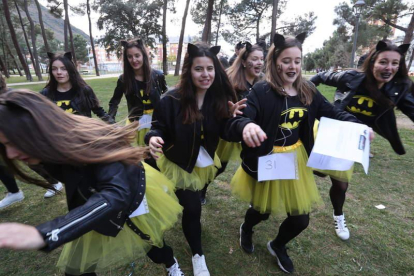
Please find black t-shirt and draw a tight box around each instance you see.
[133,79,154,112]
[274,96,308,147]
[54,88,78,114]
[346,86,380,124]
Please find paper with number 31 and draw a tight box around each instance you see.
[258,152,298,182]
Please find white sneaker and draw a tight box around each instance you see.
[44,182,63,198]
[192,254,210,276]
[0,190,24,209]
[333,212,350,241]
[166,258,185,276]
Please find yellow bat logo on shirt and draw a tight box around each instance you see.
[280,108,307,130]
[140,89,152,105]
[346,96,376,117]
[56,100,74,114]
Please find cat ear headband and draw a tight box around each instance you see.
[376,40,410,55]
[47,52,72,61]
[187,43,221,57]
[273,32,307,49]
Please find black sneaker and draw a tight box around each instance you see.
[240,223,254,253]
[199,186,207,205]
[267,242,294,273]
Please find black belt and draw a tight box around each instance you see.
[125,217,152,243]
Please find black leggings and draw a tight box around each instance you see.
[175,189,203,256]
[330,177,348,216]
[242,207,309,248]
[0,165,19,193]
[64,242,175,276]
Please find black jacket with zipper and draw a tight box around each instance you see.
[144,89,228,173]
[225,81,361,180]
[108,69,168,122]
[40,86,114,124]
[311,70,414,155]
[35,161,146,252]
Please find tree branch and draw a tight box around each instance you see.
[380,16,407,32]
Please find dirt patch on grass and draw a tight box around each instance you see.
[397,115,414,130]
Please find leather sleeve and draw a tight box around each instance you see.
[397,85,414,123]
[108,77,124,121]
[310,70,348,90]
[35,162,133,252]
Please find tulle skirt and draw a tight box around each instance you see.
[56,163,183,275]
[231,141,323,215]
[216,139,242,163]
[157,154,221,191]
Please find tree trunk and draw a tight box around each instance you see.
[174,0,191,76]
[162,0,168,75]
[34,0,50,53]
[215,0,224,46]
[201,0,214,44]
[0,54,10,78]
[87,0,99,76]
[256,15,261,43]
[64,1,68,51]
[403,13,414,44]
[407,48,414,71]
[271,0,279,40]
[64,0,77,68]
[2,0,32,80]
[14,1,37,78]
[23,0,43,80]
[6,42,23,76]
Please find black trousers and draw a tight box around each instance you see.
[0,165,19,193]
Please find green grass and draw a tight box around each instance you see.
[1,77,413,276]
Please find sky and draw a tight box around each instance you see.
[38,0,407,56]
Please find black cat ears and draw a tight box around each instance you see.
[187,43,221,57]
[376,40,410,55]
[47,51,72,60]
[273,32,307,49]
[120,38,144,48]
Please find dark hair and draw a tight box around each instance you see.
[45,53,100,112]
[177,42,237,124]
[0,72,6,94]
[361,40,410,107]
[227,44,264,95]
[266,34,316,105]
[235,41,244,51]
[121,38,152,97]
[0,89,146,188]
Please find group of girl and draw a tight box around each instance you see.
[0,31,412,276]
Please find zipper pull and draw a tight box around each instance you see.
[46,229,61,242]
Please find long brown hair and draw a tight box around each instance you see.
[177,42,236,124]
[121,38,152,96]
[227,43,263,95]
[361,40,410,107]
[0,89,147,188]
[266,33,316,105]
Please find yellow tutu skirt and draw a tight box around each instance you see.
[216,139,242,163]
[157,154,221,191]
[56,163,183,275]
[126,117,152,146]
[313,120,354,182]
[231,141,323,215]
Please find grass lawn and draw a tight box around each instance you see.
[1,77,413,276]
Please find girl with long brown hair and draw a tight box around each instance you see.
[145,42,237,276]
[310,40,413,241]
[108,38,168,147]
[225,33,370,273]
[0,90,184,276]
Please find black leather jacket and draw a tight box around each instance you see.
[40,86,114,123]
[145,89,228,173]
[108,70,168,121]
[35,162,146,252]
[225,81,361,180]
[311,70,414,155]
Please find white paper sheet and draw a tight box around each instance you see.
[195,146,214,168]
[307,117,370,174]
[129,195,149,218]
[258,152,298,181]
[138,114,152,130]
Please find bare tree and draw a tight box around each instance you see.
[0,54,10,77]
[174,0,190,76]
[214,0,224,46]
[5,42,23,76]
[201,0,214,44]
[162,0,168,75]
[271,0,279,40]
[34,0,50,52]
[86,0,99,76]
[64,0,77,66]
[23,0,43,80]
[2,0,32,80]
